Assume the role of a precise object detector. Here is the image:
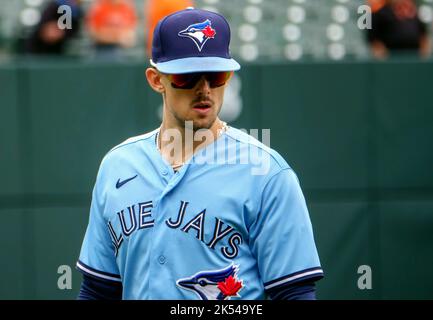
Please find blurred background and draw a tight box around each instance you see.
[1,0,433,299]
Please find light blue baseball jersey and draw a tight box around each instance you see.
[77,127,323,300]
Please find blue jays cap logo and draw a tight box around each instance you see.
[177,264,243,300]
[178,19,216,52]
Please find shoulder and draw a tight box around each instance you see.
[99,129,158,170]
[110,129,157,152]
[225,127,291,172]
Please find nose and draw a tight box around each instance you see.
[195,75,211,94]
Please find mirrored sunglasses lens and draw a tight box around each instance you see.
[169,71,233,89]
[170,74,199,88]
[207,71,233,87]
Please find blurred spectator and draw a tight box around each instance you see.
[87,0,137,59]
[26,0,82,55]
[144,0,194,58]
[366,0,431,59]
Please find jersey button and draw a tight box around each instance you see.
[158,255,166,264]
[162,169,168,176]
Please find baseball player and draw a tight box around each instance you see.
[77,7,323,300]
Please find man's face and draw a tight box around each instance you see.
[160,73,227,130]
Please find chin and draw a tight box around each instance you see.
[192,118,217,131]
[173,109,219,131]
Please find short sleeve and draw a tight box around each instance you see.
[249,168,323,293]
[76,169,121,283]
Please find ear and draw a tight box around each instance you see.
[145,68,166,93]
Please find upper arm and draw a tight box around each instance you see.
[249,169,324,294]
[77,166,122,284]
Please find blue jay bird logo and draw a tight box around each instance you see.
[177,264,243,300]
[178,19,216,52]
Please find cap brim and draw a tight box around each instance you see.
[150,57,241,74]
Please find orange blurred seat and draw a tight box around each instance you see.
[144,0,194,57]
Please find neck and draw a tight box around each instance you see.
[157,119,227,168]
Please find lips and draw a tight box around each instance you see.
[192,101,212,114]
[193,101,212,109]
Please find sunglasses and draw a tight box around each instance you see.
[166,71,233,89]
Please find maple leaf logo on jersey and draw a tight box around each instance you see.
[176,264,243,300]
[178,19,216,52]
[217,275,242,296]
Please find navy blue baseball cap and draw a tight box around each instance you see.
[150,7,241,74]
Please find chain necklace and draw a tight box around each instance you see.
[156,121,228,171]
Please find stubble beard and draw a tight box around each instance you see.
[172,109,219,131]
